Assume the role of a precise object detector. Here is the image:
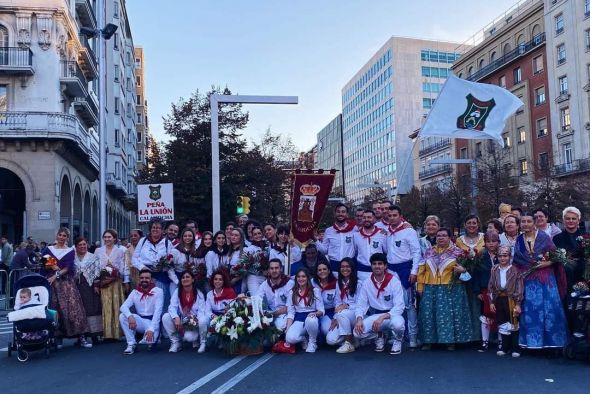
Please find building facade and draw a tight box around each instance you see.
[452,0,550,184]
[134,46,148,172]
[0,0,138,244]
[315,114,344,192]
[543,0,590,178]
[341,36,462,203]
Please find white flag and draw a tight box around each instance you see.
[420,75,524,147]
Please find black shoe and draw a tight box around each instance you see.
[477,341,489,353]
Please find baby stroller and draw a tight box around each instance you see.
[564,290,590,360]
[6,274,57,362]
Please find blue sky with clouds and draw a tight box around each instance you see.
[126,0,521,151]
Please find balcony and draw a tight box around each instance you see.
[75,0,97,29]
[60,61,88,98]
[419,139,451,156]
[78,35,98,80]
[106,173,127,197]
[73,96,98,127]
[467,33,546,82]
[419,164,453,180]
[0,111,98,172]
[0,47,34,75]
[554,158,590,177]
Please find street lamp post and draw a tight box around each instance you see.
[209,94,298,232]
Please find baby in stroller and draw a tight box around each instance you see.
[7,274,57,362]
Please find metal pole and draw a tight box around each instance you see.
[210,95,220,232]
[98,0,107,236]
[470,159,478,215]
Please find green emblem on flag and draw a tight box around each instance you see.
[457,94,496,131]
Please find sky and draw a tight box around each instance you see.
[126,0,522,151]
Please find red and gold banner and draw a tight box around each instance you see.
[290,170,335,245]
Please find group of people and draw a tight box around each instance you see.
[18,200,588,358]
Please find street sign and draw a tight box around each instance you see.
[38,211,51,220]
[137,183,175,222]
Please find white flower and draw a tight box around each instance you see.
[227,325,238,340]
[262,315,273,325]
[233,317,244,326]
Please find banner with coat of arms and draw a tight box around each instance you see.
[137,183,175,222]
[290,170,335,245]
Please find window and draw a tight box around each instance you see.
[136,94,142,105]
[513,67,522,84]
[558,75,568,95]
[137,132,142,143]
[113,33,119,50]
[586,29,590,50]
[114,1,119,18]
[533,55,544,74]
[114,65,119,82]
[535,87,545,105]
[0,25,8,48]
[114,97,120,114]
[135,57,141,68]
[423,98,435,109]
[555,14,564,35]
[539,152,549,170]
[503,132,511,147]
[136,76,141,87]
[137,150,143,162]
[460,147,467,159]
[499,75,506,88]
[586,0,590,16]
[0,85,7,112]
[563,143,573,165]
[136,113,142,123]
[519,159,528,175]
[518,127,526,143]
[490,51,497,62]
[537,118,548,137]
[560,107,571,131]
[557,44,566,65]
[478,59,485,70]
[476,142,482,157]
[114,129,120,146]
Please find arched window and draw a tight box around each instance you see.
[0,25,8,47]
[517,35,525,53]
[479,59,485,70]
[532,24,541,39]
[490,51,496,62]
[468,66,473,76]
[503,43,511,55]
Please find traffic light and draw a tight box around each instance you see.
[236,196,251,215]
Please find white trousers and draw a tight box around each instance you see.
[285,316,319,345]
[119,313,161,346]
[161,312,207,344]
[403,287,418,340]
[326,309,356,345]
[245,274,266,296]
[274,314,288,332]
[353,313,405,340]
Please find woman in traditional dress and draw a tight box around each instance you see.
[513,212,567,350]
[42,227,90,348]
[419,215,440,256]
[74,237,103,343]
[552,206,586,290]
[455,214,485,342]
[95,229,128,340]
[417,228,473,350]
[125,229,143,288]
[499,214,519,254]
[533,207,562,238]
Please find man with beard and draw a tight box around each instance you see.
[316,204,355,275]
[119,269,164,354]
[353,210,388,281]
[257,258,294,332]
[166,222,180,246]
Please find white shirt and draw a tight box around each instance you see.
[313,281,337,310]
[286,287,324,319]
[256,278,294,312]
[353,227,388,268]
[355,274,405,318]
[95,246,129,283]
[205,290,236,316]
[120,286,164,332]
[334,279,362,308]
[375,221,389,231]
[386,226,422,275]
[268,245,302,267]
[132,237,173,270]
[316,225,355,262]
[204,249,230,278]
[168,288,206,320]
[499,265,511,288]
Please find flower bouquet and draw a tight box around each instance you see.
[153,253,174,272]
[450,248,484,286]
[41,255,58,271]
[522,249,573,278]
[240,250,270,275]
[186,262,207,290]
[182,314,199,332]
[571,281,590,298]
[99,264,120,288]
[208,296,279,355]
[576,235,590,279]
[229,262,248,279]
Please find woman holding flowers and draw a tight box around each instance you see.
[244,226,269,295]
[227,228,247,293]
[95,229,128,340]
[42,227,89,347]
[162,270,207,353]
[417,228,473,351]
[74,237,103,343]
[170,228,199,294]
[204,270,237,333]
[553,206,587,290]
[513,212,567,349]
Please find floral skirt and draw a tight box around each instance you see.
[50,277,89,338]
[519,275,567,348]
[101,280,125,339]
[77,279,103,335]
[419,284,473,344]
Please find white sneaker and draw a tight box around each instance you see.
[496,350,506,356]
[192,341,199,349]
[80,337,93,349]
[301,337,309,350]
[198,342,206,353]
[305,341,317,353]
[169,341,181,353]
[123,344,136,355]
[511,352,521,358]
[375,337,385,352]
[390,340,402,355]
[336,341,355,354]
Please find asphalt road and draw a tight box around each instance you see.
[0,333,589,394]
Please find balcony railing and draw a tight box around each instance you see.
[0,111,98,171]
[73,96,98,126]
[419,164,452,180]
[466,33,546,82]
[0,47,34,75]
[75,0,97,28]
[60,61,88,98]
[78,35,98,79]
[419,139,451,156]
[106,173,127,197]
[554,158,590,177]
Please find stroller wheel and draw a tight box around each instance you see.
[17,350,28,362]
[564,343,576,360]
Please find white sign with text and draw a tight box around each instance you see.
[137,183,174,222]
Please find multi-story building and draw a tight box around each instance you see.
[134,46,148,172]
[543,0,590,178]
[342,36,462,203]
[0,0,138,243]
[316,114,344,193]
[452,0,550,183]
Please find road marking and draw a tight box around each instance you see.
[0,347,8,352]
[211,353,274,394]
[176,355,246,394]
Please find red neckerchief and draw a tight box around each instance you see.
[179,288,196,314]
[297,287,311,306]
[146,235,163,246]
[268,275,290,292]
[359,227,380,243]
[333,220,356,233]
[388,221,411,236]
[371,272,393,298]
[319,279,337,292]
[213,287,236,304]
[271,243,287,254]
[136,283,156,301]
[339,279,350,301]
